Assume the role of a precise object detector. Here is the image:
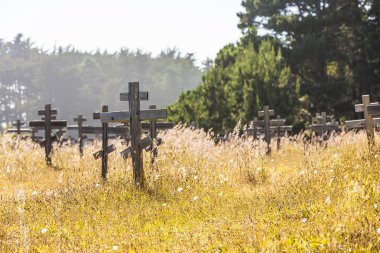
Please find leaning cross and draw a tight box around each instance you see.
[100,82,168,187]
[29,104,67,165]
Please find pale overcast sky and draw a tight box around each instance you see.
[1,0,243,64]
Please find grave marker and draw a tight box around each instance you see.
[100,82,168,187]
[29,104,67,165]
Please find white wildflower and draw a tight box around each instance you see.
[32,191,38,196]
[374,204,378,209]
[113,245,119,251]
[313,170,318,175]
[162,203,167,207]
[301,218,307,223]
[325,196,331,205]
[219,192,223,197]
[41,228,48,234]
[193,196,199,201]
[177,187,183,192]
[377,228,380,234]
[193,176,198,180]
[95,183,100,188]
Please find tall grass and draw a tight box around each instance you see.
[0,126,379,252]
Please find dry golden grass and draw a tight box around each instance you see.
[1,125,380,252]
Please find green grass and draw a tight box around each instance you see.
[1,126,380,252]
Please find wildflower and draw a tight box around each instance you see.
[325,196,331,205]
[219,192,223,197]
[374,204,378,209]
[177,187,183,192]
[377,228,380,234]
[32,191,38,196]
[95,183,100,188]
[193,176,198,180]
[162,203,167,207]
[6,167,10,173]
[113,245,119,251]
[193,196,199,201]
[301,218,307,223]
[313,170,318,175]
[375,154,379,159]
[41,228,48,234]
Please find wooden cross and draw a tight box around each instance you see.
[143,105,174,164]
[311,112,339,140]
[258,106,274,155]
[74,114,87,156]
[93,105,116,179]
[250,114,291,151]
[7,120,32,135]
[29,104,67,165]
[13,120,25,135]
[346,95,378,147]
[100,82,168,187]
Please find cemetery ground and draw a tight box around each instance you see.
[0,125,380,252]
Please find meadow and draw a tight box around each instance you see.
[0,125,379,252]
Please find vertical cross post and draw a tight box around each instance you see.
[74,114,87,157]
[321,112,327,136]
[263,106,271,155]
[16,120,22,135]
[101,106,109,180]
[149,105,158,164]
[253,117,258,140]
[44,104,52,165]
[129,82,144,187]
[276,115,281,151]
[362,95,375,148]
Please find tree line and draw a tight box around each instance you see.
[168,0,380,134]
[0,34,202,128]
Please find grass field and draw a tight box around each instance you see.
[1,126,380,252]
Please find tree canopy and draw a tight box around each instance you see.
[169,0,380,133]
[0,34,202,127]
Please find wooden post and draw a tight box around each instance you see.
[363,95,375,147]
[102,106,109,180]
[129,82,144,187]
[253,117,258,140]
[16,120,21,135]
[276,115,281,151]
[263,106,271,155]
[44,104,52,165]
[74,114,87,157]
[149,105,158,164]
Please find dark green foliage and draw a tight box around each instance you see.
[170,0,380,133]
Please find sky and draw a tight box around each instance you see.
[0,0,244,65]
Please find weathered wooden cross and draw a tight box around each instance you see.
[67,114,87,156]
[93,105,117,179]
[100,82,168,187]
[7,119,32,136]
[141,105,174,164]
[29,104,67,165]
[345,95,379,147]
[311,112,339,140]
[250,113,291,152]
